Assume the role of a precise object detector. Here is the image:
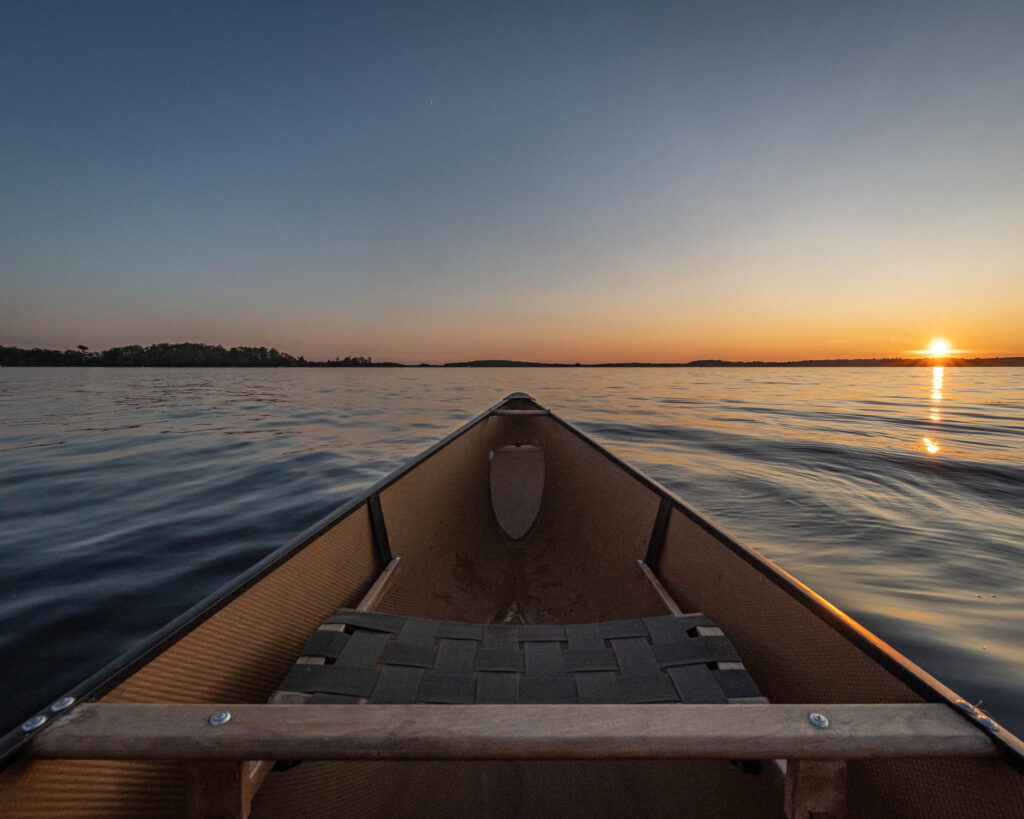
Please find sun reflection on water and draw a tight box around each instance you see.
[930,366,944,403]
[923,366,943,453]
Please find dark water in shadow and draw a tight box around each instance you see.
[1,367,1021,737]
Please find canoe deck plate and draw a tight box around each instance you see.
[490,444,544,540]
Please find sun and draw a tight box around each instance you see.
[928,338,950,356]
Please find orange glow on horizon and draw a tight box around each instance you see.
[28,308,1024,364]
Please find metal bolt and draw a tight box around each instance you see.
[976,714,1000,732]
[51,696,75,713]
[953,700,998,731]
[808,712,830,729]
[209,710,231,727]
[21,715,47,733]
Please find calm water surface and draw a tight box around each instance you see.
[1,367,1022,737]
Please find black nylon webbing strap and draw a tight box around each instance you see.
[277,611,764,706]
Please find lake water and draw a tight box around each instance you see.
[1,367,1022,738]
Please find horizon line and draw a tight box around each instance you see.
[3,342,1024,368]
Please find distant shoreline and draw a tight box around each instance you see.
[3,343,1023,368]
[441,357,1024,368]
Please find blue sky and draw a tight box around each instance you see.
[3,1,1022,362]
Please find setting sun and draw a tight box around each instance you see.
[910,337,964,358]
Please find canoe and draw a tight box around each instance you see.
[1,392,1022,818]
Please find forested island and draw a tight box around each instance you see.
[1,343,1021,368]
[0,343,399,367]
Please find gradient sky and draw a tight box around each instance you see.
[3,1,1023,363]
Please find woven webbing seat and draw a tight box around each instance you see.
[275,610,764,705]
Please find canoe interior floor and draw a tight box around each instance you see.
[338,404,674,627]
[370,544,676,627]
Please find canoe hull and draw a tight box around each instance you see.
[2,393,1021,817]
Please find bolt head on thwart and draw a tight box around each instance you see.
[209,710,231,727]
[954,700,999,731]
[808,712,830,728]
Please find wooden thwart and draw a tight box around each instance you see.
[785,759,848,819]
[185,761,261,819]
[32,703,995,761]
[354,556,401,613]
[637,559,685,616]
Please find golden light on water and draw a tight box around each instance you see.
[931,365,944,403]
[923,365,943,451]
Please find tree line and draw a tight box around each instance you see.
[0,343,387,367]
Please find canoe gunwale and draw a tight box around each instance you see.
[0,392,525,769]
[545,408,1024,770]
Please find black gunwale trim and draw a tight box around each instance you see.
[644,495,673,571]
[367,493,392,568]
[539,400,1024,769]
[0,392,522,767]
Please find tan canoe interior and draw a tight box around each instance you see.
[2,396,1022,817]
